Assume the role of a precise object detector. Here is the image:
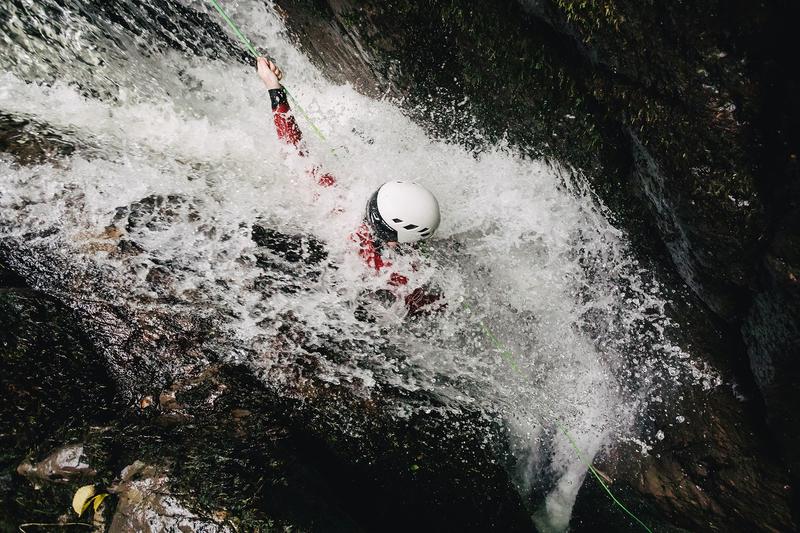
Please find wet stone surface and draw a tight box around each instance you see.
[272,0,799,529]
[2,0,799,531]
[0,286,533,530]
[0,289,114,530]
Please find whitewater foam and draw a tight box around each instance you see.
[0,1,719,528]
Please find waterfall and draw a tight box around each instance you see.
[0,1,716,528]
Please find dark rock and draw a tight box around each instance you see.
[628,129,763,321]
[17,444,96,487]
[2,0,249,77]
[0,261,26,288]
[569,257,796,532]
[252,224,328,266]
[150,363,533,532]
[0,258,532,530]
[274,0,605,163]
[529,1,800,493]
[0,290,115,529]
[742,207,800,480]
[572,367,795,532]
[543,0,800,494]
[108,461,232,533]
[0,113,76,165]
[251,224,330,296]
[269,0,799,528]
[272,0,398,98]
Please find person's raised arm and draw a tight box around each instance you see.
[257,57,303,148]
[256,57,336,188]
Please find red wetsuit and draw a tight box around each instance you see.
[268,88,440,314]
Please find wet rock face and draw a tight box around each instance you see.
[4,0,248,68]
[742,207,800,474]
[273,0,800,499]
[2,1,798,530]
[0,113,76,165]
[274,0,606,160]
[0,261,25,288]
[0,116,531,529]
[568,265,797,532]
[17,444,96,488]
[627,130,761,321]
[0,289,114,529]
[536,0,800,484]
[108,462,233,533]
[572,363,795,532]
[0,260,531,531]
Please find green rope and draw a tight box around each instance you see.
[285,91,329,142]
[208,0,259,57]
[207,0,328,141]
[556,422,654,533]
[475,317,520,372]
[463,303,652,532]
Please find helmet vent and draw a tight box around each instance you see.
[403,224,418,230]
[419,227,429,233]
[392,218,403,223]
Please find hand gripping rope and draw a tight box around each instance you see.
[208,0,328,142]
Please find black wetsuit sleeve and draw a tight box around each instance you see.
[269,88,289,111]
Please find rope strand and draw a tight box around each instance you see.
[208,0,259,57]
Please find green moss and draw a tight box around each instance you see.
[556,0,626,33]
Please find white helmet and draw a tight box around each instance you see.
[365,181,441,243]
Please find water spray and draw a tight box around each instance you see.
[464,303,653,532]
[205,1,651,530]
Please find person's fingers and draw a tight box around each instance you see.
[270,63,281,76]
[255,57,284,85]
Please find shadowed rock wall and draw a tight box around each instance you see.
[2,0,798,529]
[271,0,799,529]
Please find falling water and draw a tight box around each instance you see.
[0,0,718,529]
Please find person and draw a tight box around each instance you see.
[256,57,443,314]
